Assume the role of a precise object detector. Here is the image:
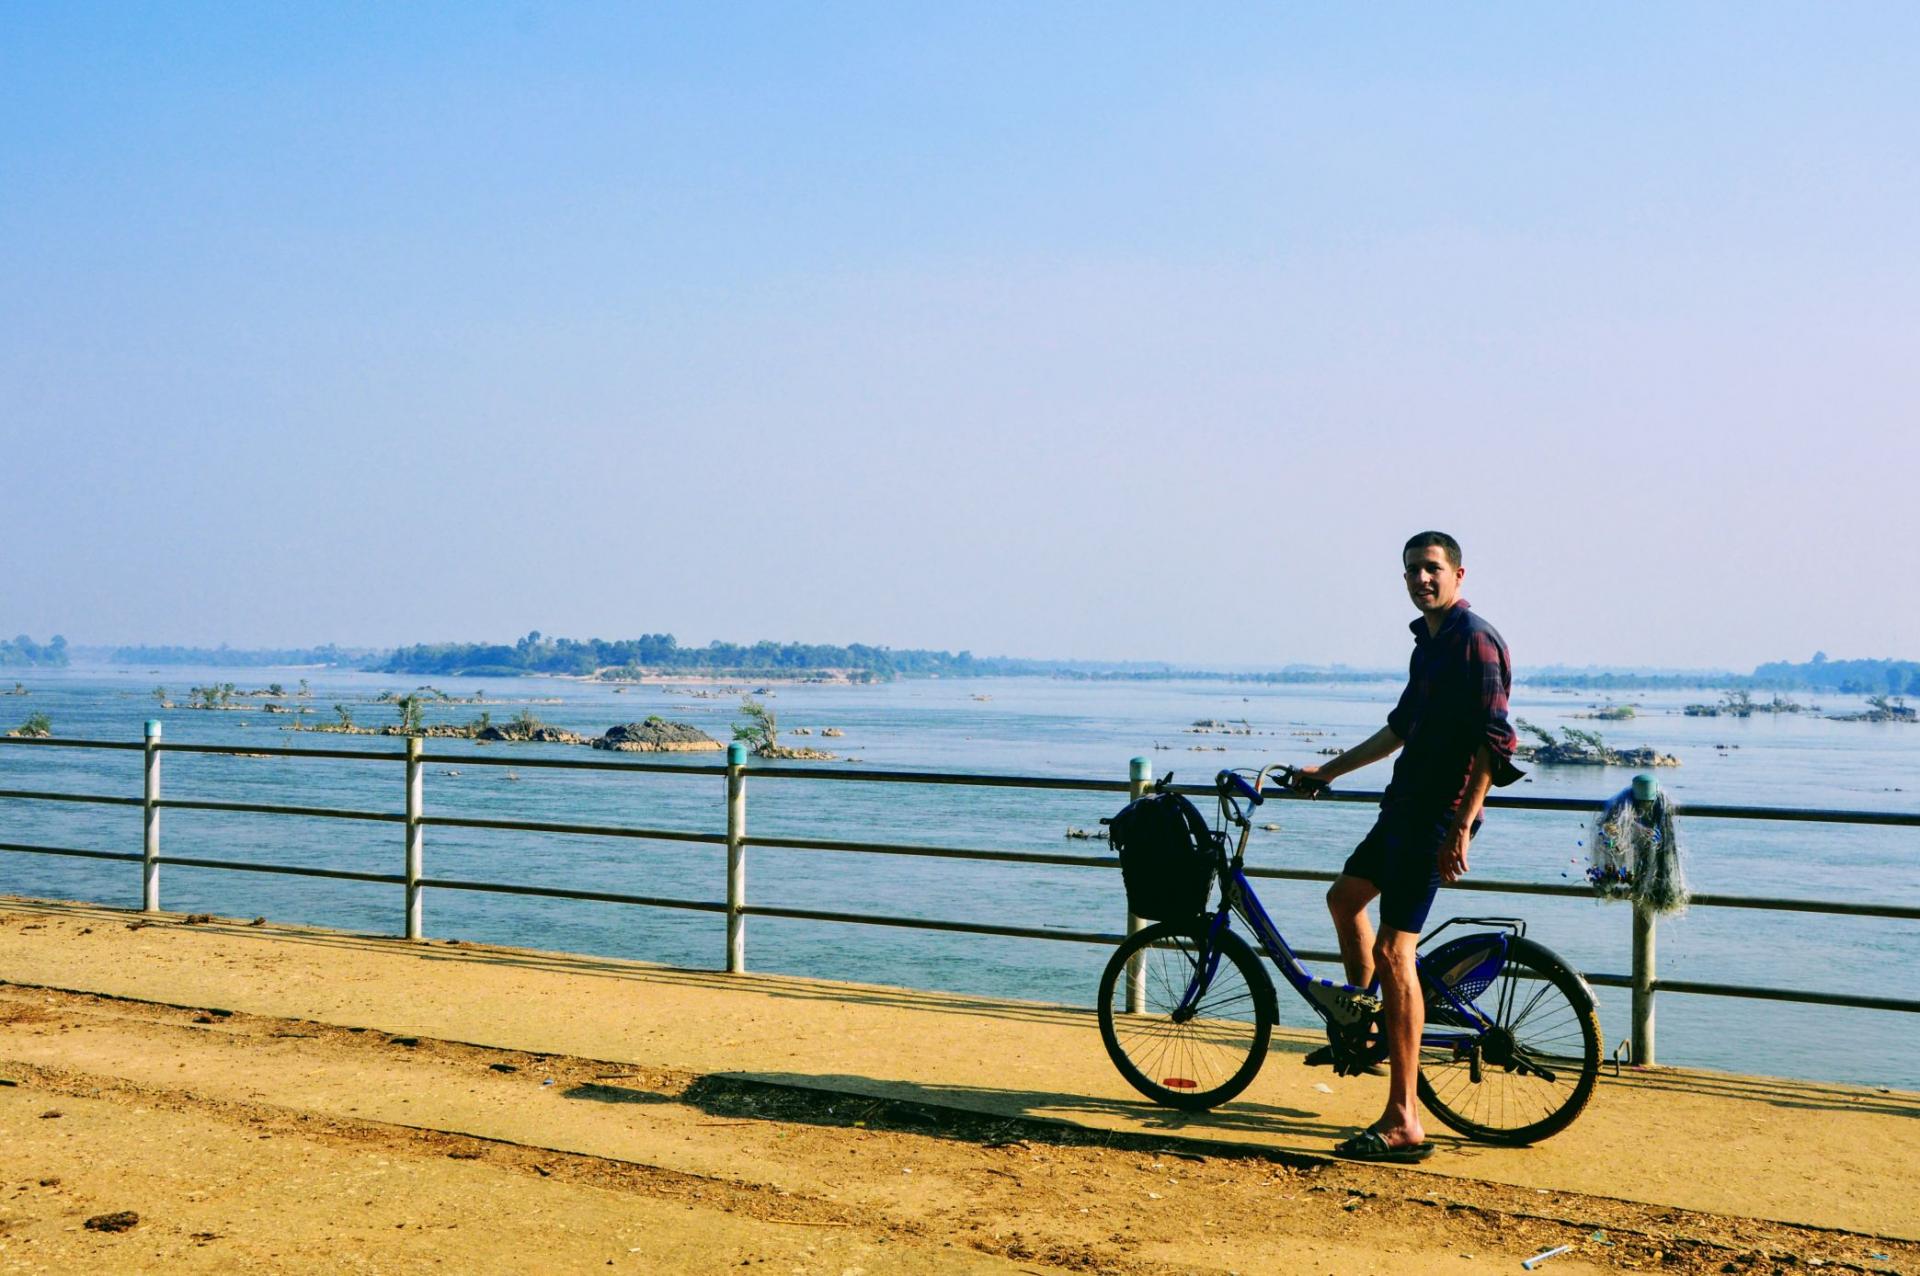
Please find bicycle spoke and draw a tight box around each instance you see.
[1101,922,1273,1109]
[1416,943,1599,1145]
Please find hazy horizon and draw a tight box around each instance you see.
[20,630,1874,680]
[7,5,1916,670]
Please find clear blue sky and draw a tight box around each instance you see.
[5,4,1916,669]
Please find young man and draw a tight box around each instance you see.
[1293,531,1523,1162]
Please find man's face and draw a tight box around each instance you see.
[1403,545,1464,616]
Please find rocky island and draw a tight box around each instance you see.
[592,718,723,753]
[1514,720,1679,768]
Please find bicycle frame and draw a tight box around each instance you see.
[1179,776,1509,1051]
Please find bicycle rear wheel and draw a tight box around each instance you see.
[1417,935,1601,1145]
[1098,920,1275,1112]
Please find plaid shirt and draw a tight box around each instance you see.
[1381,600,1523,819]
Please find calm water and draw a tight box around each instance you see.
[2,665,1915,1089]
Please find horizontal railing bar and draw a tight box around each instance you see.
[745,834,1122,870]
[157,743,406,762]
[1647,802,1920,827]
[0,737,146,752]
[161,856,406,885]
[416,877,726,912]
[0,842,145,863]
[421,815,726,844]
[1687,892,1920,920]
[1251,866,1920,915]
[743,903,1125,944]
[1239,783,1920,826]
[156,798,404,823]
[418,751,727,776]
[1191,784,1613,815]
[740,766,1135,793]
[738,897,1918,1015]
[1651,978,1920,1014]
[743,839,1920,920]
[0,789,144,808]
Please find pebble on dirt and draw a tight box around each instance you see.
[84,1211,139,1233]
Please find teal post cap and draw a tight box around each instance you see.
[1631,773,1659,803]
[1129,756,1152,782]
[727,742,748,766]
[144,719,162,739]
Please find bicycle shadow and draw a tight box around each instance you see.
[668,1069,1355,1148]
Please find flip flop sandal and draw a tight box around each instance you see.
[1332,1130,1434,1163]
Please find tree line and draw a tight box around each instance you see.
[0,635,68,668]
[378,631,1035,680]
[1748,653,1920,696]
[100,643,376,667]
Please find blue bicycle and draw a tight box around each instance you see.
[1097,765,1601,1145]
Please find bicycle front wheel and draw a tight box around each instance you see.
[1417,935,1601,1145]
[1098,920,1275,1112]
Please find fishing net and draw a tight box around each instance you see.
[1588,783,1689,915]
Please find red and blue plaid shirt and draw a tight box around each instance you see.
[1382,599,1523,818]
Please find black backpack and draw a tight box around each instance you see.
[1108,789,1218,920]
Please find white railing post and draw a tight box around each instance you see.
[405,735,424,940]
[1630,772,1658,1065]
[726,742,747,972]
[142,719,162,912]
[1632,906,1656,1065]
[1124,755,1151,1014]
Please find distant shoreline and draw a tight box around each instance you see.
[10,636,1913,698]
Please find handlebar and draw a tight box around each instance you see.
[1212,763,1329,808]
[1217,770,1264,805]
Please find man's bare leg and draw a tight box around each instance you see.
[1370,926,1427,1148]
[1326,874,1380,988]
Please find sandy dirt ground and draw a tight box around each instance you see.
[0,976,1911,1275]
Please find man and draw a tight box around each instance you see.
[1293,530,1523,1162]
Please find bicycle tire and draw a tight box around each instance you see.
[1417,935,1601,1145]
[1098,920,1275,1112]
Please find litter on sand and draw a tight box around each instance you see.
[1522,1244,1573,1270]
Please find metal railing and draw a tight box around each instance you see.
[2,723,1917,1067]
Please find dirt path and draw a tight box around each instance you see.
[0,984,1908,1275]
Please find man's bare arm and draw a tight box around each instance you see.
[1437,744,1498,882]
[1298,724,1402,787]
[1453,744,1497,833]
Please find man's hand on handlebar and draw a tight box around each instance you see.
[1286,765,1330,798]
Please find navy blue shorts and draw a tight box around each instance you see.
[1340,810,1478,934]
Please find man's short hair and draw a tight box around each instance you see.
[1403,531,1462,569]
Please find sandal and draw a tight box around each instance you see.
[1332,1130,1434,1163]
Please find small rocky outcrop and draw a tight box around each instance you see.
[593,718,722,753]
[1827,697,1915,724]
[475,723,589,745]
[1187,718,1255,736]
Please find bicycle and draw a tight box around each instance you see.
[1096,765,1601,1145]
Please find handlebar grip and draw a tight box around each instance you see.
[1216,770,1264,806]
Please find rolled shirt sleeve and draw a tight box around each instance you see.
[1468,630,1525,787]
